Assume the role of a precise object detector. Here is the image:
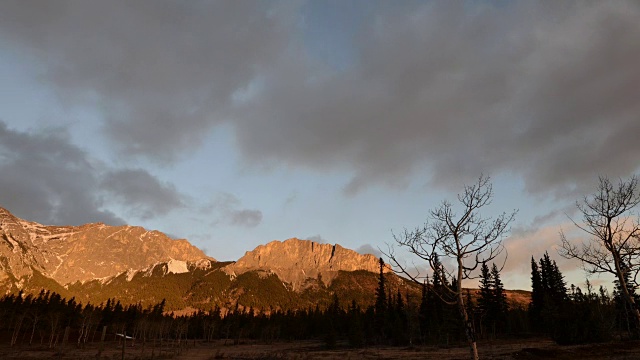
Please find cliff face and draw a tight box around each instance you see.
[223,238,387,290]
[0,207,212,287]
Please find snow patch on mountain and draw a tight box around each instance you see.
[167,259,188,274]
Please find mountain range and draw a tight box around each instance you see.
[0,207,529,311]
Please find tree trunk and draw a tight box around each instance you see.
[458,294,479,360]
[613,257,640,338]
[619,280,640,338]
[456,254,480,360]
[11,314,24,347]
[29,318,37,345]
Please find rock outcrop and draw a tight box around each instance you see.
[223,238,388,290]
[0,207,213,287]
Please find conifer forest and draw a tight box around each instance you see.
[0,254,639,359]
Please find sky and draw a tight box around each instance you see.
[0,0,639,291]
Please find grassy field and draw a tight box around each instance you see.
[1,338,640,359]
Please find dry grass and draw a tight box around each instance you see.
[0,338,639,360]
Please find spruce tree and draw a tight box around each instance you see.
[428,257,449,344]
[375,258,387,315]
[392,289,408,345]
[374,257,387,342]
[477,262,493,317]
[490,263,508,333]
[529,257,544,330]
[549,260,568,303]
[537,253,570,341]
[419,280,429,341]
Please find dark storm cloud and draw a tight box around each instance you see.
[0,0,294,162]
[1,1,639,197]
[210,193,263,228]
[101,168,185,220]
[0,121,185,225]
[0,121,123,225]
[233,1,640,197]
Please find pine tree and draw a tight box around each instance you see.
[549,259,568,303]
[477,262,493,318]
[347,300,364,347]
[374,257,387,342]
[540,252,567,302]
[419,280,430,342]
[537,253,571,341]
[529,257,544,330]
[375,258,386,315]
[428,257,450,344]
[490,263,508,333]
[392,289,409,345]
[396,289,404,313]
[418,278,436,343]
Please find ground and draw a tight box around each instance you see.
[1,338,639,359]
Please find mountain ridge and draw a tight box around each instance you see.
[0,206,212,287]
[224,238,389,290]
[0,206,531,311]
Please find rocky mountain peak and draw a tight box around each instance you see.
[0,206,213,289]
[223,237,388,290]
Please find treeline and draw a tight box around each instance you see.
[527,252,639,344]
[0,258,519,349]
[0,254,636,350]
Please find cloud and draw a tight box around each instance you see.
[0,121,123,225]
[232,1,640,197]
[102,168,185,220]
[305,235,328,244]
[355,244,382,258]
[0,121,185,225]
[0,0,296,162]
[229,209,263,228]
[1,1,639,197]
[210,193,263,228]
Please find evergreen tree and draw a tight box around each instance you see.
[529,253,569,337]
[347,300,364,347]
[424,257,452,344]
[540,252,567,303]
[419,280,429,340]
[529,257,544,330]
[396,289,404,313]
[375,258,387,315]
[477,262,508,337]
[549,260,568,303]
[374,257,387,342]
[490,263,508,333]
[477,262,493,318]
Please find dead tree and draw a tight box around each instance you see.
[388,175,516,360]
[559,175,640,337]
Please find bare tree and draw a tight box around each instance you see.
[388,175,516,360]
[559,175,640,336]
